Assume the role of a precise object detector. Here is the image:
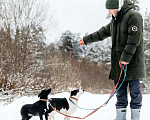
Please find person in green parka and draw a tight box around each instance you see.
[79,0,146,120]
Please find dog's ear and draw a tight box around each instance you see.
[38,89,45,98]
[38,92,42,98]
[48,88,52,93]
[71,91,73,96]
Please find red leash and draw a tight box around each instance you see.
[49,64,125,119]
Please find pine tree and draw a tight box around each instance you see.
[58,30,84,59]
[85,38,111,64]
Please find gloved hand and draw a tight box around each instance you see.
[79,38,85,46]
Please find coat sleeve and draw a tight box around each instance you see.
[120,13,143,63]
[83,23,111,45]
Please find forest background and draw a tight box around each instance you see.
[0,0,150,103]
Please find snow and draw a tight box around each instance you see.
[0,92,150,120]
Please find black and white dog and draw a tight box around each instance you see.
[20,88,51,120]
[47,89,84,120]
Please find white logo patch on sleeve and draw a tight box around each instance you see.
[132,26,138,31]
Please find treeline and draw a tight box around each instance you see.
[0,0,150,97]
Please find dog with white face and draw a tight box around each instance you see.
[47,89,84,120]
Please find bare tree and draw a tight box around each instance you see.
[0,0,57,92]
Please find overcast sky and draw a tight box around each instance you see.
[46,0,149,44]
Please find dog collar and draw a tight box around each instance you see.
[70,96,78,101]
[40,99,48,102]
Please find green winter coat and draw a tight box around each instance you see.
[83,0,146,81]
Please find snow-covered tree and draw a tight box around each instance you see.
[142,9,150,93]
[58,30,85,59]
[0,0,56,93]
[130,0,140,11]
[85,38,111,64]
[144,10,150,77]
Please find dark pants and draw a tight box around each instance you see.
[114,79,142,109]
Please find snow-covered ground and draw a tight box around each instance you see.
[0,92,150,120]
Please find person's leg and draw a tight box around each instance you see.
[129,79,142,120]
[114,80,128,120]
[115,80,128,108]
